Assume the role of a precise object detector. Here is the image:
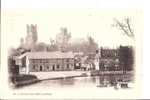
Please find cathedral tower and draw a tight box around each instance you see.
[25,24,38,50]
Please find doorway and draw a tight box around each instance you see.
[52,65,55,71]
[40,65,43,71]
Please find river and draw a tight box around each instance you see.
[18,74,134,90]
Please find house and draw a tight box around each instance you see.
[15,51,75,74]
[94,48,120,71]
[99,48,119,71]
[74,52,84,69]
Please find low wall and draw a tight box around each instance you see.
[29,71,91,80]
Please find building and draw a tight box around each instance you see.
[55,28,71,52]
[119,46,134,71]
[95,46,134,71]
[100,47,119,59]
[15,51,75,74]
[19,24,38,51]
[95,48,120,71]
[94,50,101,70]
[74,52,84,69]
[25,24,38,48]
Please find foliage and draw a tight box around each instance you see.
[68,36,98,54]
[33,42,47,51]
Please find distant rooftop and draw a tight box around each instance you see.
[17,51,74,59]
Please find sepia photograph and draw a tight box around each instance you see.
[1,1,144,99]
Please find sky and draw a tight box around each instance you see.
[2,9,143,49]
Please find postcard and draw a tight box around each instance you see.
[1,2,143,99]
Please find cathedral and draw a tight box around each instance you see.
[20,24,38,51]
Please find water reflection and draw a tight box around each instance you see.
[21,74,133,89]
[96,74,133,89]
[59,78,75,86]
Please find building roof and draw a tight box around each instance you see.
[17,51,74,59]
[17,53,28,59]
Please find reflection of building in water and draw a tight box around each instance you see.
[96,75,113,87]
[96,75,126,87]
[59,78,75,86]
[15,51,75,74]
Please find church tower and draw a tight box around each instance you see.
[25,24,38,50]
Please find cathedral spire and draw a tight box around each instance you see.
[25,24,38,50]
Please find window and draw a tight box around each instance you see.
[57,65,60,69]
[67,64,69,68]
[32,59,35,63]
[40,59,42,63]
[66,59,69,62]
[45,59,48,63]
[33,65,36,70]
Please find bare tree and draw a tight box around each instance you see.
[34,42,47,51]
[112,18,134,39]
[48,38,58,51]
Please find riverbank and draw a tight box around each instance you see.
[91,70,134,76]
[29,71,91,80]
[29,70,133,81]
[11,70,134,88]
[10,74,40,88]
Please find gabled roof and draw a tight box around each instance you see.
[17,53,28,59]
[17,51,74,59]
